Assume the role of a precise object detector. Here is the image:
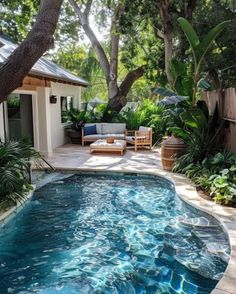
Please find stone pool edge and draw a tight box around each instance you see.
[51,166,236,294]
[0,186,35,227]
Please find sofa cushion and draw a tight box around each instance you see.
[84,123,102,134]
[90,139,126,149]
[139,126,152,132]
[139,126,152,139]
[101,134,125,139]
[84,125,97,136]
[83,134,103,140]
[102,123,126,134]
[84,134,125,140]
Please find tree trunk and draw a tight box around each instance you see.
[108,6,120,105]
[0,0,63,103]
[108,66,145,112]
[163,35,173,85]
[69,0,145,112]
[156,0,174,85]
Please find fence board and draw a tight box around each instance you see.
[203,88,236,153]
[223,88,236,121]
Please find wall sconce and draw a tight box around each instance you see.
[50,95,57,104]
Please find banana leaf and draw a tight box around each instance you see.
[157,96,187,106]
[152,87,177,97]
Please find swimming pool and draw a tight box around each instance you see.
[0,173,230,293]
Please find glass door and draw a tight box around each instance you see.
[7,94,34,144]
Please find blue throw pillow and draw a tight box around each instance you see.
[84,125,97,136]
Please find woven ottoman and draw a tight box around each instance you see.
[90,139,126,155]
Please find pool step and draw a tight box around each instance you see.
[173,216,230,262]
[179,217,218,228]
[162,218,230,280]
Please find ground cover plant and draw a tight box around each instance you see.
[174,151,236,206]
[166,101,236,206]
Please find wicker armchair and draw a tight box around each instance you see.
[125,126,152,151]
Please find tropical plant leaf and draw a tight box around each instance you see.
[178,17,200,48]
[197,78,211,90]
[153,87,177,97]
[196,20,231,67]
[157,96,186,106]
[170,59,186,82]
[177,17,200,67]
[168,127,190,141]
[180,108,207,130]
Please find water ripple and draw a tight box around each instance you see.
[0,173,229,294]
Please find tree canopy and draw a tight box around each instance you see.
[0,0,235,106]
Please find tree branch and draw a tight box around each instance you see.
[69,0,110,81]
[84,0,92,18]
[119,66,145,97]
[68,0,83,20]
[153,25,165,40]
[0,0,63,103]
[109,4,121,97]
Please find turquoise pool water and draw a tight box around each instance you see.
[0,173,229,294]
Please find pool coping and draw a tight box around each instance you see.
[1,165,236,294]
[49,166,236,294]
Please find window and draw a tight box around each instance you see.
[60,96,73,123]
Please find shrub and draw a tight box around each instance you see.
[174,151,236,206]
[0,140,42,205]
[113,99,166,144]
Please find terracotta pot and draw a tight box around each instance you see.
[161,135,185,171]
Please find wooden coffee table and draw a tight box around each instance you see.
[90,139,126,155]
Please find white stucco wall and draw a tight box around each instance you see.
[0,103,5,142]
[36,87,53,156]
[50,82,82,149]
[0,83,82,154]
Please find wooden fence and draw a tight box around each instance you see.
[203,88,236,152]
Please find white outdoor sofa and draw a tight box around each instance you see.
[82,123,126,146]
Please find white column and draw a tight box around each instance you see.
[36,87,53,156]
[0,103,5,142]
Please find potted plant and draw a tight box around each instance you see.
[67,106,87,144]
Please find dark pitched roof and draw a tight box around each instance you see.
[0,36,89,87]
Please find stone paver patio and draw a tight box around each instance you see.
[44,144,162,171]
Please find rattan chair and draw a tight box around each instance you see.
[125,126,152,151]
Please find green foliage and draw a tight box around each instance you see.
[85,104,109,123]
[113,99,166,143]
[172,104,225,171]
[173,150,236,206]
[161,107,185,135]
[0,140,42,205]
[68,106,88,131]
[170,59,194,98]
[178,17,230,104]
[209,167,236,205]
[116,110,144,130]
[0,0,39,42]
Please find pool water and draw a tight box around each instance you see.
[0,173,229,294]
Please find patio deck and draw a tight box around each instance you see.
[43,144,236,294]
[44,144,162,171]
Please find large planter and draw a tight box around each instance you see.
[67,130,82,144]
[161,135,185,171]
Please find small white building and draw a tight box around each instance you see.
[0,37,89,156]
